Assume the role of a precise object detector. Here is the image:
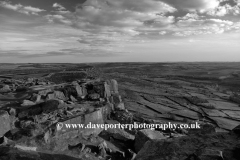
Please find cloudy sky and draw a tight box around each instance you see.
[0,0,239,63]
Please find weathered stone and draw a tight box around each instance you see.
[0,110,10,137]
[47,91,68,101]
[104,82,111,98]
[83,108,105,137]
[58,108,105,137]
[44,130,51,144]
[100,127,135,142]
[0,85,11,92]
[134,129,167,153]
[16,86,28,92]
[75,84,83,97]
[70,95,77,102]
[9,114,17,130]
[230,94,240,104]
[38,89,52,96]
[15,145,37,151]
[18,100,60,118]
[27,78,34,83]
[41,100,61,113]
[102,103,114,121]
[88,93,100,100]
[75,85,87,98]
[21,100,36,106]
[82,86,88,96]
[9,108,16,116]
[62,85,77,99]
[110,93,122,105]
[37,81,47,85]
[113,110,133,124]
[115,102,125,111]
[109,79,118,94]
[92,82,105,98]
[30,94,41,103]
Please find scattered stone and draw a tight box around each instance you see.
[134,129,167,153]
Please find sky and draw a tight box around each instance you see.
[0,0,240,63]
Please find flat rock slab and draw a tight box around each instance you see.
[170,109,201,120]
[188,92,209,99]
[208,100,240,111]
[212,92,230,99]
[202,108,228,117]
[139,97,177,114]
[222,110,240,120]
[209,116,240,130]
[125,101,163,120]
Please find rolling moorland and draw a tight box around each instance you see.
[1,62,240,160]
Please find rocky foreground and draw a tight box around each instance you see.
[0,76,240,160]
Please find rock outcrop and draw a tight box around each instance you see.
[0,78,138,160]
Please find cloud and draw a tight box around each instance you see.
[207,3,240,16]
[43,0,240,41]
[45,14,73,25]
[53,3,66,11]
[52,2,70,14]
[159,31,167,35]
[0,1,45,15]
[174,18,234,36]
[160,0,220,12]
[178,13,203,20]
[46,0,176,29]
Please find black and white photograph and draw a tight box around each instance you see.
[0,0,240,159]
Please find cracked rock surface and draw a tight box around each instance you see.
[1,63,240,160]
